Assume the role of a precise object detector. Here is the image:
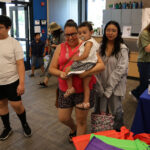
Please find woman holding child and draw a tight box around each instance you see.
[49,19,104,142]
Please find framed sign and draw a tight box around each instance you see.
[41,20,47,25]
[122,26,132,37]
[34,20,40,25]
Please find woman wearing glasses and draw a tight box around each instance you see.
[49,19,104,142]
[96,21,129,131]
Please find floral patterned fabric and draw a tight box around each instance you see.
[91,113,114,133]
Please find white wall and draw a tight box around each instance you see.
[48,0,78,29]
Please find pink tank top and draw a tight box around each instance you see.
[58,42,96,93]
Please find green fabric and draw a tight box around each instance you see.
[90,134,150,150]
[138,30,150,62]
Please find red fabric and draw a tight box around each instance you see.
[134,133,150,145]
[58,42,96,93]
[72,126,134,150]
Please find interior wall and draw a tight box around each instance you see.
[106,0,150,9]
[33,0,47,40]
[48,0,78,29]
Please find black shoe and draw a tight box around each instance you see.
[69,130,76,143]
[39,82,48,88]
[0,128,13,141]
[22,123,32,137]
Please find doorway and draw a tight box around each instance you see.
[9,5,30,69]
[0,1,32,70]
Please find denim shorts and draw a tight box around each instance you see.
[0,80,21,101]
[58,88,95,108]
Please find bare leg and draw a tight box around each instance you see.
[10,101,25,114]
[58,108,76,133]
[75,107,89,135]
[43,76,49,86]
[31,66,35,75]
[40,65,45,73]
[66,77,73,89]
[0,99,9,115]
[64,76,75,98]
[76,77,91,109]
[83,77,91,104]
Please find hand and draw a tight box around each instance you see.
[72,55,79,61]
[51,44,57,48]
[60,72,67,79]
[17,83,25,96]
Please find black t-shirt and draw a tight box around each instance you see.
[31,40,45,57]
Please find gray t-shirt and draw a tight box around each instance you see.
[0,36,24,85]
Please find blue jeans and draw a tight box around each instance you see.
[132,62,150,99]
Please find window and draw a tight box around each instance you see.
[87,0,106,28]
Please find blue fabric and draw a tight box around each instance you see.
[85,137,123,150]
[131,89,150,135]
[131,62,150,99]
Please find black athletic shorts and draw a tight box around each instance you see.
[0,80,21,101]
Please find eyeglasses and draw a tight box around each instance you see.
[65,32,77,38]
[106,29,117,33]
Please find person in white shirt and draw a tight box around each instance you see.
[0,15,31,141]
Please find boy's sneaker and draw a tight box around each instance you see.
[129,91,138,102]
[0,128,13,141]
[22,123,32,137]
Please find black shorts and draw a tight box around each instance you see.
[0,80,21,101]
[58,88,95,108]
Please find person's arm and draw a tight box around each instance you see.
[49,45,67,79]
[72,41,92,61]
[145,44,150,52]
[140,31,150,53]
[79,52,105,78]
[16,59,25,96]
[104,47,129,98]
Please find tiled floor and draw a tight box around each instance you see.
[0,70,139,150]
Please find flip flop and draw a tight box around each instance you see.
[76,103,84,109]
[83,102,90,109]
[76,102,90,110]
[64,87,75,98]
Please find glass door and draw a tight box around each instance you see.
[9,5,30,69]
[0,8,2,15]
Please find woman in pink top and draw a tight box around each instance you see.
[50,20,104,142]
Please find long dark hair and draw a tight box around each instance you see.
[101,21,124,57]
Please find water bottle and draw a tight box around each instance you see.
[148,78,150,95]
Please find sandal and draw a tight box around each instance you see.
[76,103,84,109]
[83,102,90,109]
[76,102,90,110]
[69,130,76,143]
[64,87,75,98]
